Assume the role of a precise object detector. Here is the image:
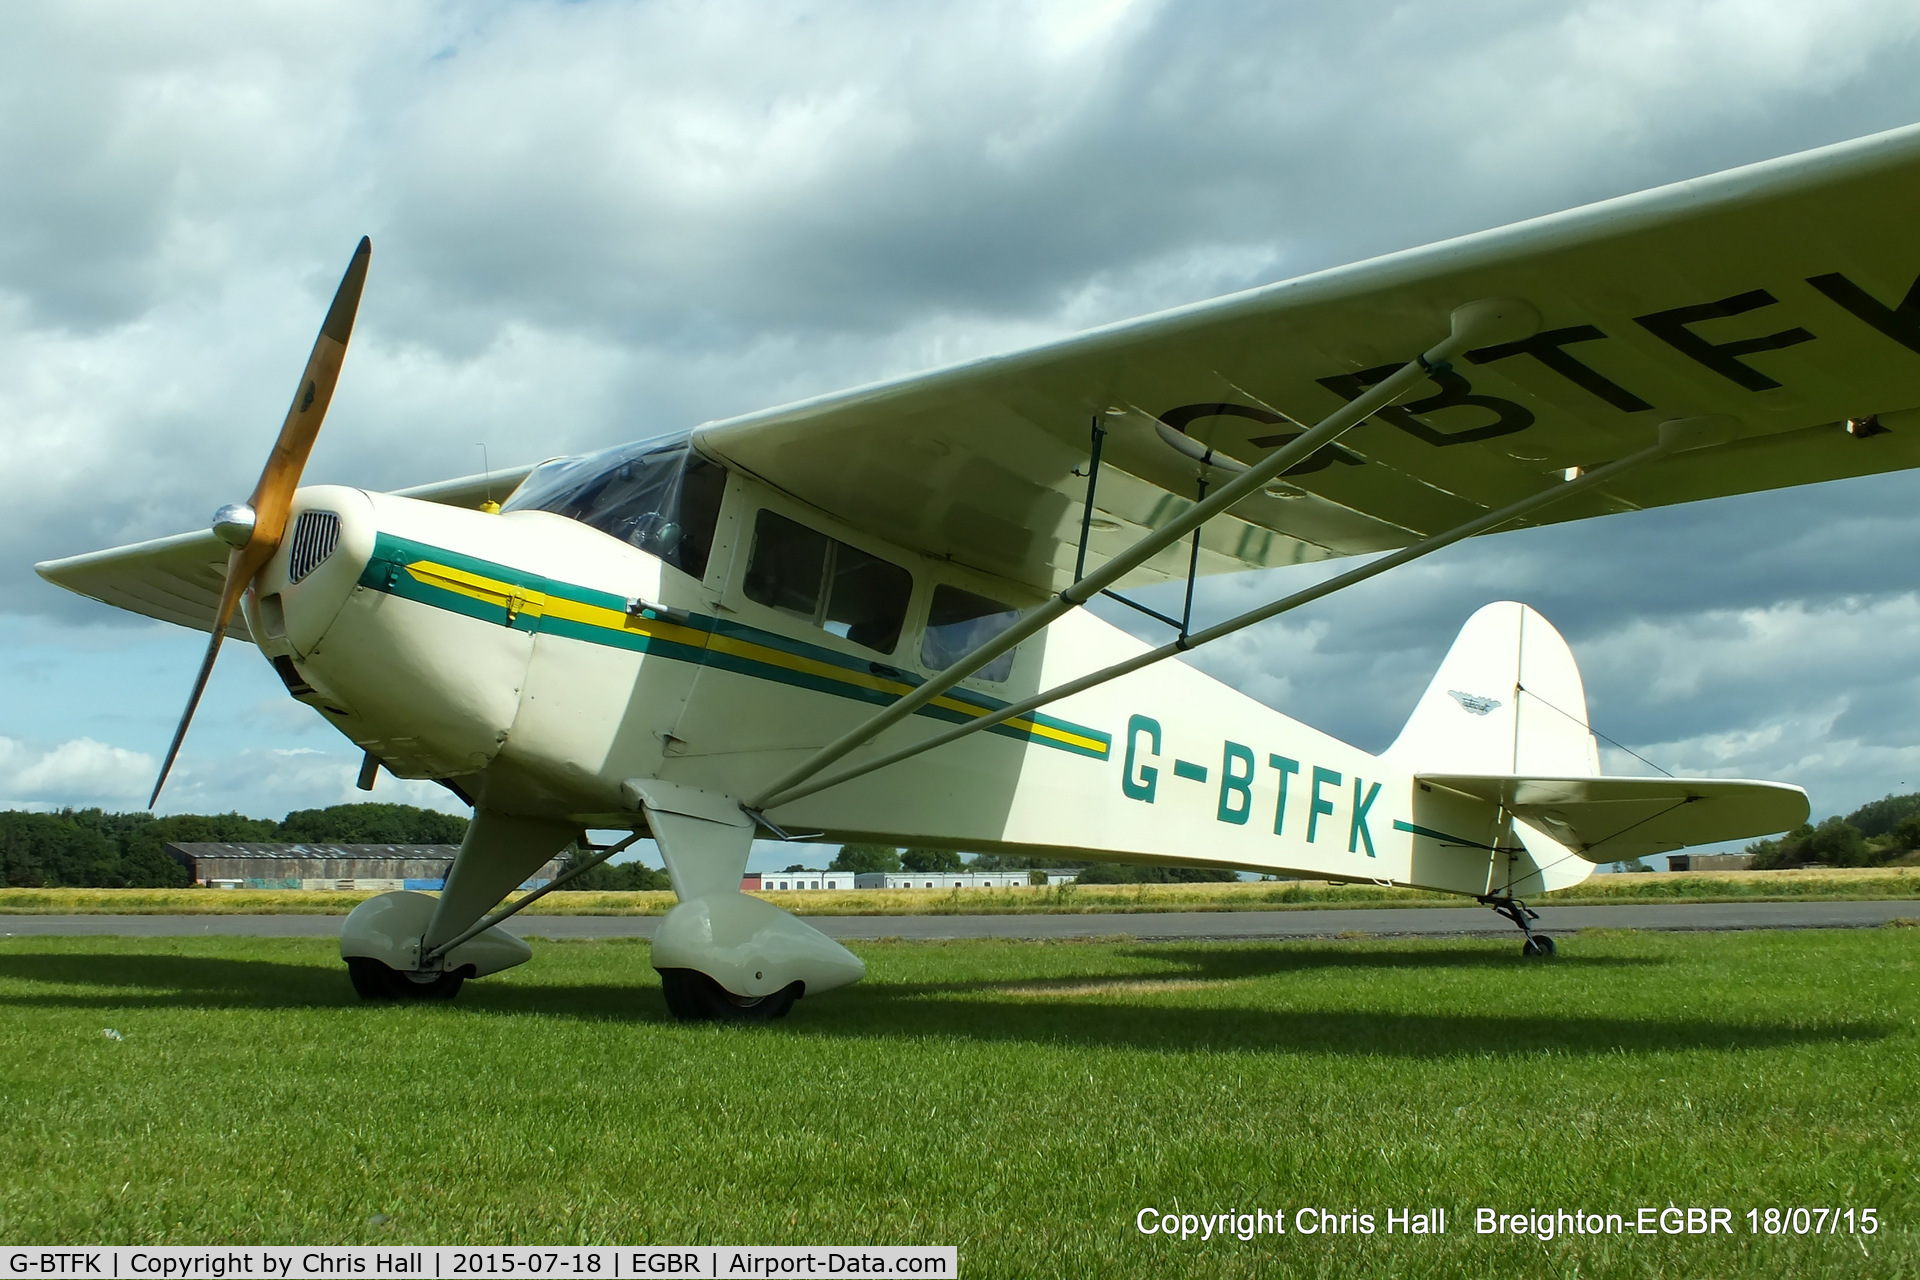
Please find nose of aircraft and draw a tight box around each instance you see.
[240,483,377,660]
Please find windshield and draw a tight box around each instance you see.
[502,433,727,580]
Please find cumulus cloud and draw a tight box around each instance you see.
[135,744,468,819]
[4,0,1920,819]
[0,735,154,808]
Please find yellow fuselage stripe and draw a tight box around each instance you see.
[402,560,1106,754]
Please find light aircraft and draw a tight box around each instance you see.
[38,125,1920,1019]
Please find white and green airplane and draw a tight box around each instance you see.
[38,124,1920,1019]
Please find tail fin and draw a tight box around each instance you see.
[1386,603,1806,896]
[1384,601,1601,777]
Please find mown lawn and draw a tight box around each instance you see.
[0,928,1912,1278]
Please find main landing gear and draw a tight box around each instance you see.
[346,956,467,1000]
[1479,894,1555,958]
[659,969,804,1022]
[632,779,865,1025]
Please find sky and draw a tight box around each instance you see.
[4,0,1920,874]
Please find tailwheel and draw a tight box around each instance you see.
[658,968,802,1022]
[347,957,466,1001]
[1479,894,1556,959]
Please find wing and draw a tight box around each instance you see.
[34,465,538,637]
[695,124,1920,593]
[37,529,252,641]
[1419,773,1810,861]
[390,462,539,509]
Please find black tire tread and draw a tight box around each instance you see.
[346,957,466,1000]
[658,968,802,1022]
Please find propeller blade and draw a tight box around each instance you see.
[148,550,249,808]
[148,237,371,808]
[246,235,372,559]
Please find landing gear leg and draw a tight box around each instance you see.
[628,779,865,1023]
[1479,894,1555,958]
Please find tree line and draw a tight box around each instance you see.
[1744,790,1920,869]
[0,803,470,889]
[0,807,1248,892]
[20,788,1901,891]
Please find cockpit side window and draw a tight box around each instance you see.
[920,585,1020,682]
[502,435,726,580]
[742,510,829,618]
[743,510,912,654]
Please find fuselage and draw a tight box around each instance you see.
[242,462,1578,899]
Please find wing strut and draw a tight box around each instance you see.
[747,299,1544,812]
[757,418,1728,811]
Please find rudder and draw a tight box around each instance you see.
[1384,601,1601,778]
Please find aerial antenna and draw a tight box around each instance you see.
[478,443,499,514]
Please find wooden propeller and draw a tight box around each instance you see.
[149,237,371,807]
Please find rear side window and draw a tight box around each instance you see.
[743,510,913,654]
[920,585,1020,682]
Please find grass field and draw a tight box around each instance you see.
[5,864,1919,916]
[0,928,1913,1277]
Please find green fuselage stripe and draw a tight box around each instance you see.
[1392,819,1496,850]
[358,533,1112,761]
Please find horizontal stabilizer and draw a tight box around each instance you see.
[1418,774,1809,861]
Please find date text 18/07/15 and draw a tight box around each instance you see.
[1475,1207,1879,1238]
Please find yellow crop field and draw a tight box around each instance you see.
[3,865,1916,916]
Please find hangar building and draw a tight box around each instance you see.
[740,869,1077,891]
[165,842,564,892]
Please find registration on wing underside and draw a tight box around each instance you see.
[694,124,1920,593]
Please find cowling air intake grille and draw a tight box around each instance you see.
[286,510,342,584]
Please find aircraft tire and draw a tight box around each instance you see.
[1521,935,1557,959]
[658,968,802,1022]
[346,957,466,1000]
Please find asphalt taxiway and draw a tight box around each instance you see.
[2,899,1911,941]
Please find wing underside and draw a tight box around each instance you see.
[696,124,1920,594]
[42,128,1920,627]
[38,529,253,642]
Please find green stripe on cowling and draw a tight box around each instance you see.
[361,533,632,614]
[358,532,1110,760]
